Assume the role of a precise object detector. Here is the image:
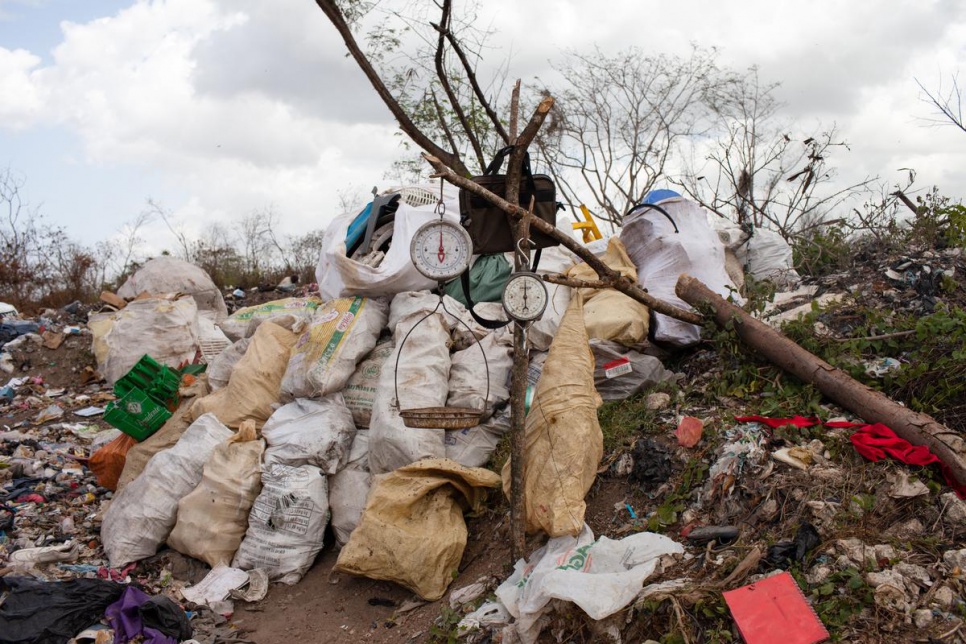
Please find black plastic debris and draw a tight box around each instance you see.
[629,438,674,489]
[687,525,740,545]
[0,577,125,644]
[764,521,821,569]
[139,594,193,640]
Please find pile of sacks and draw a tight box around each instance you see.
[93,280,528,592]
[91,189,743,601]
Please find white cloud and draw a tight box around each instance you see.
[0,47,45,127]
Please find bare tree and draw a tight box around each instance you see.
[144,199,192,260]
[676,67,875,240]
[917,74,966,134]
[533,46,737,227]
[316,0,513,177]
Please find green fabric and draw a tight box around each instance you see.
[443,254,511,307]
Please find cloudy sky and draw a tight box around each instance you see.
[0,0,963,253]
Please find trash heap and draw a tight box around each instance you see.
[5,186,963,643]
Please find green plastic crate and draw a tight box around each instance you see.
[104,388,173,442]
[114,355,181,407]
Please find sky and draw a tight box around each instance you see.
[1,0,964,255]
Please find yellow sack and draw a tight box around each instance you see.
[190,322,297,428]
[116,375,211,493]
[336,458,500,601]
[168,420,265,567]
[566,237,650,346]
[502,294,603,537]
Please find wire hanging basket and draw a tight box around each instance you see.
[394,296,490,430]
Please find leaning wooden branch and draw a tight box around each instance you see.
[676,274,966,489]
[422,151,703,325]
[314,0,469,176]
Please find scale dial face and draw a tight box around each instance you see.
[502,271,548,322]
[410,220,473,281]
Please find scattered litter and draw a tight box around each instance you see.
[74,406,105,417]
[864,357,902,378]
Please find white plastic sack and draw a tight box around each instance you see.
[445,408,510,468]
[590,340,680,401]
[328,430,371,547]
[738,227,801,287]
[316,184,461,300]
[117,257,228,322]
[167,420,265,567]
[496,524,684,644]
[620,197,742,346]
[101,413,234,567]
[206,338,251,392]
[281,297,388,400]
[89,297,201,385]
[218,297,322,342]
[261,395,356,473]
[232,462,329,585]
[368,313,450,474]
[342,340,393,428]
[446,333,512,419]
[528,246,576,351]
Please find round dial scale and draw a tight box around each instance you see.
[502,271,548,322]
[410,220,473,281]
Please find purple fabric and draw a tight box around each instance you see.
[104,586,178,644]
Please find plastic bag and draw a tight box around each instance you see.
[316,184,461,300]
[280,296,388,400]
[502,295,602,537]
[496,524,684,644]
[261,395,356,473]
[190,322,297,429]
[167,420,265,567]
[590,340,680,401]
[205,337,251,392]
[739,226,801,287]
[528,247,575,351]
[566,238,650,346]
[620,197,741,346]
[217,297,322,342]
[336,458,501,600]
[442,253,511,308]
[368,312,450,474]
[445,408,510,468]
[0,577,125,644]
[328,430,371,547]
[89,434,137,492]
[446,333,512,419]
[102,413,234,567]
[89,297,201,385]
[117,256,228,322]
[342,340,393,428]
[232,462,328,584]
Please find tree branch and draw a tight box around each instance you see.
[314,0,469,175]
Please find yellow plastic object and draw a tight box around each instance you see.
[572,204,603,242]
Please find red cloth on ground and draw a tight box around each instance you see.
[850,423,966,498]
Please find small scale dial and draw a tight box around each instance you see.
[410,220,473,281]
[502,271,548,322]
